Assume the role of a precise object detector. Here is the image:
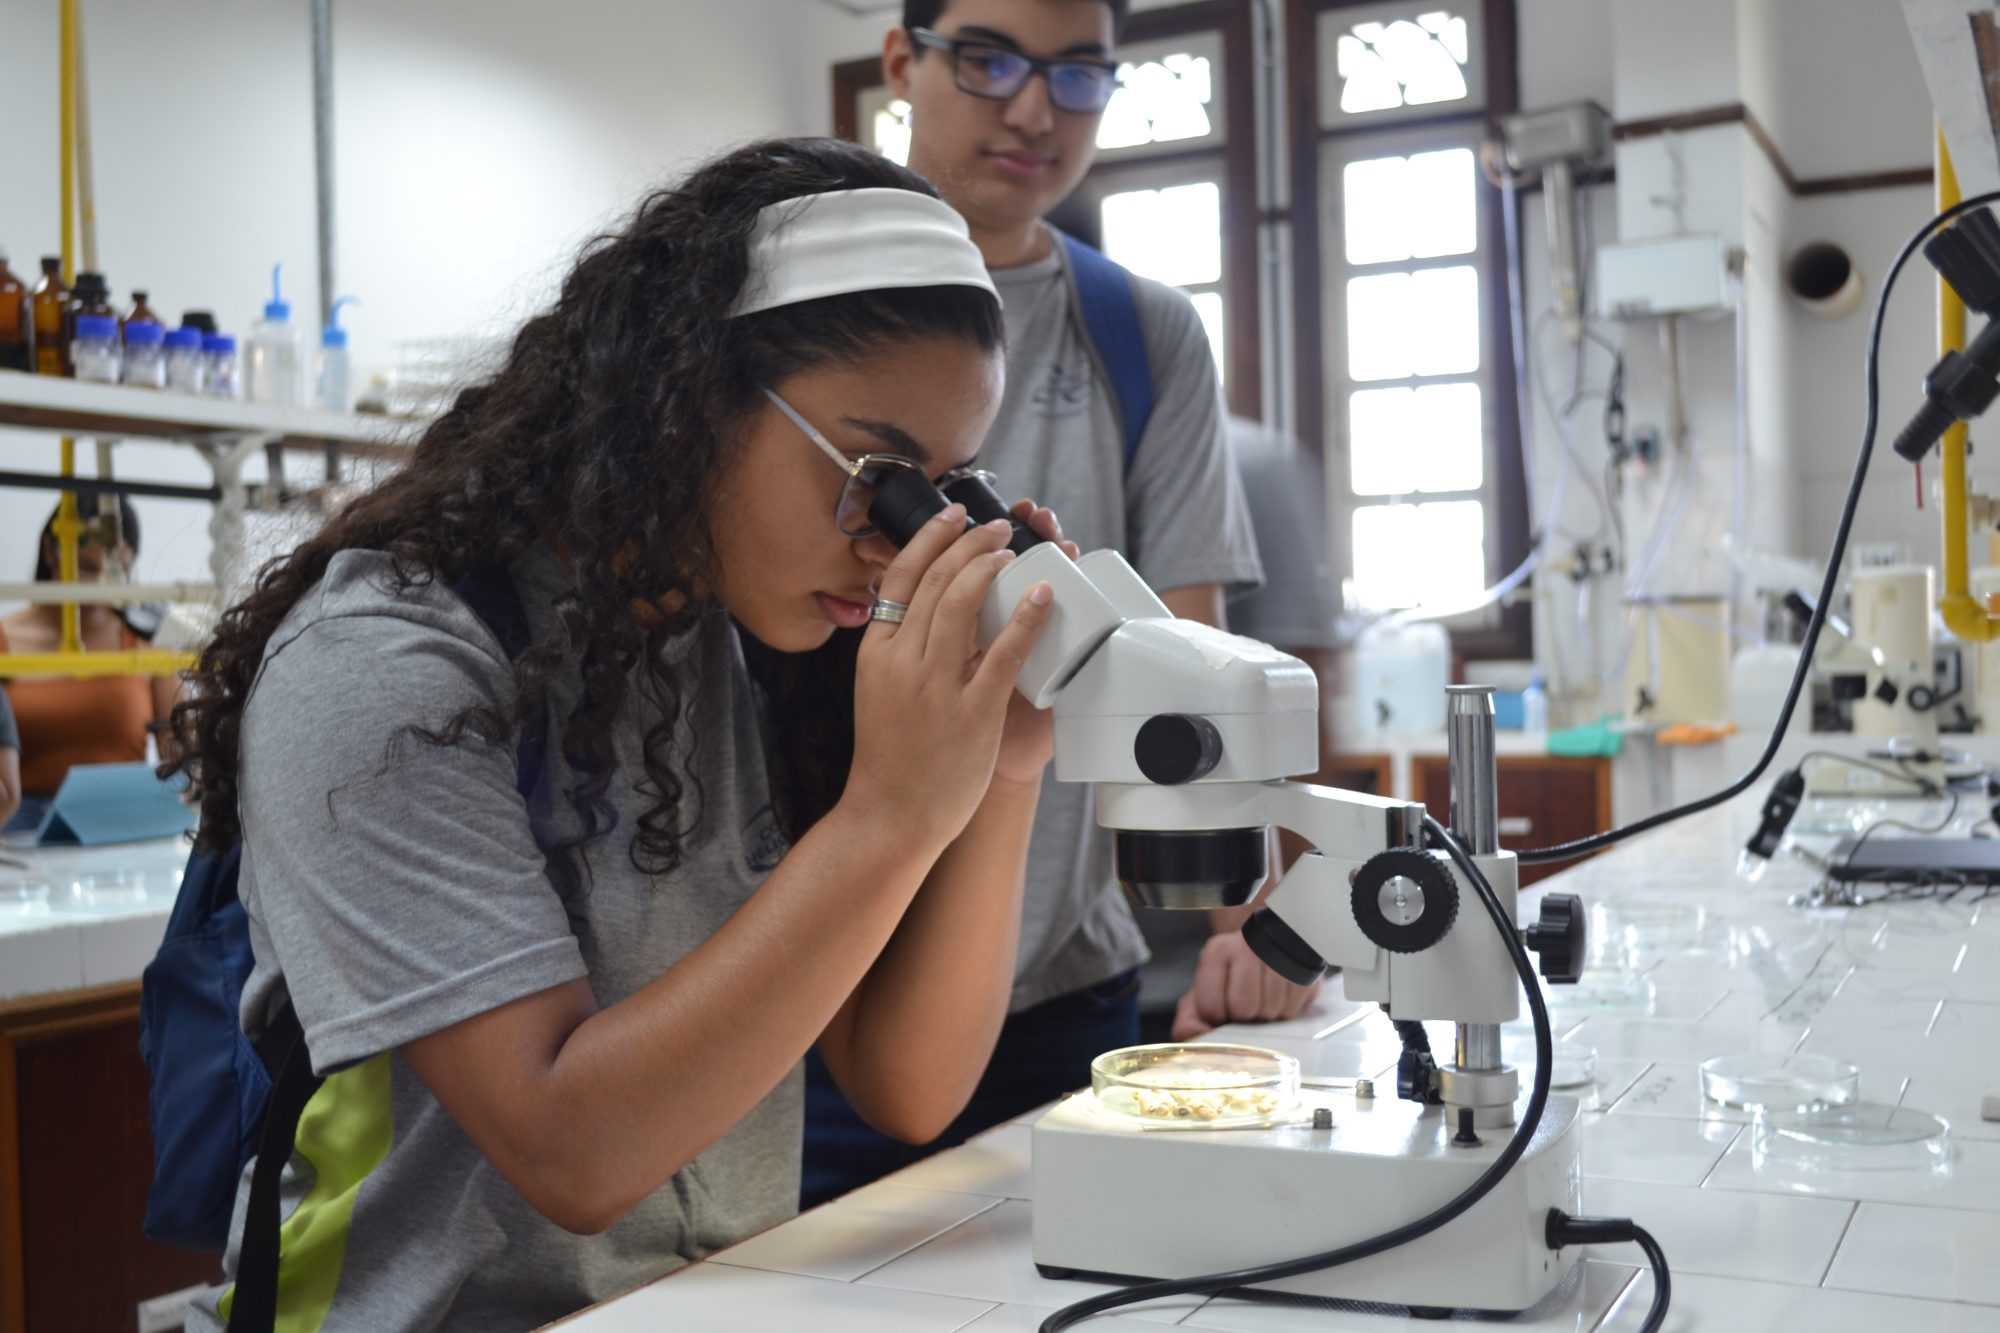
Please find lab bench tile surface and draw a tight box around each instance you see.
[556,783,2000,1329]
[1179,1261,1638,1331]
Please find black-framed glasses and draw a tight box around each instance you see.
[909,26,1120,115]
[763,386,994,539]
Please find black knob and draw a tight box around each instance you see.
[1349,849,1458,955]
[1525,893,1586,984]
[1242,907,1326,985]
[1134,714,1224,785]
[1925,211,2000,317]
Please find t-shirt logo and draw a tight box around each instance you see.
[742,803,789,875]
[1033,361,1091,419]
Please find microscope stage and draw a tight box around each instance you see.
[1031,1087,1584,1315]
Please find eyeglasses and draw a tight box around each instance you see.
[763,387,995,539]
[909,27,1120,115]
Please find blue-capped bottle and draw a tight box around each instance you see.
[318,296,357,412]
[204,333,240,400]
[165,325,205,393]
[246,263,305,406]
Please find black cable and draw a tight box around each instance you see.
[1519,189,2000,866]
[1850,787,1964,855]
[1037,816,1560,1332]
[1544,1214,1670,1333]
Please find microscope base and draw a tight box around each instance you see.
[1030,1088,1584,1315]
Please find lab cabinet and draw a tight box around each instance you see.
[1411,755,1613,886]
[0,981,219,1333]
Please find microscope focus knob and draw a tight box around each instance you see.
[1525,893,1587,984]
[1349,849,1458,954]
[1134,714,1224,785]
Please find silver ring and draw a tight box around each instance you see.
[869,599,908,624]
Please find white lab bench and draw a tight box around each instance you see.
[550,782,2000,1333]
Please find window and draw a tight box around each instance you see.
[832,6,1261,418]
[1318,2,1486,129]
[1306,0,1521,647]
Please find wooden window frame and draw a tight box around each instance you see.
[1289,0,1529,660]
[829,1,1262,420]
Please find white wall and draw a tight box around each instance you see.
[0,0,816,595]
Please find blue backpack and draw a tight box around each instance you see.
[1056,230,1154,469]
[138,568,542,1331]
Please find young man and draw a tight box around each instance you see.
[801,0,1323,1205]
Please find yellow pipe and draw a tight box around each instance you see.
[59,0,76,286]
[55,0,83,655]
[0,651,195,681]
[1936,126,2000,642]
[54,442,82,655]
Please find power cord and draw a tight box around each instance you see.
[1518,189,2000,867]
[1037,815,1579,1331]
[1546,1212,1671,1332]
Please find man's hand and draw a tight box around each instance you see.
[1171,930,1322,1041]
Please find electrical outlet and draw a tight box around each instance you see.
[137,1282,208,1333]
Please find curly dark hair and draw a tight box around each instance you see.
[165,137,1003,886]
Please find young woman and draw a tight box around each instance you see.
[171,137,1072,1331]
[1,496,177,830]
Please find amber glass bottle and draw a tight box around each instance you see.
[31,257,69,376]
[0,250,27,372]
[123,289,162,331]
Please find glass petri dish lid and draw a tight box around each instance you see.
[1753,1102,1952,1173]
[1700,1053,1860,1113]
[1091,1043,1301,1128]
[0,880,52,914]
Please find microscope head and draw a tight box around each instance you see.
[1050,603,1321,911]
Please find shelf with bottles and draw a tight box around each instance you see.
[0,370,407,455]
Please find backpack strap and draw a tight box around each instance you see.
[226,1001,320,1333]
[453,567,547,801]
[227,569,545,1331]
[1057,229,1154,470]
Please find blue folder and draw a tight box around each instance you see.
[28,761,195,847]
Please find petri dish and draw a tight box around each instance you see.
[1753,1102,1952,1173]
[1091,1043,1300,1128]
[1503,1031,1599,1090]
[0,880,52,914]
[1700,1053,1860,1113]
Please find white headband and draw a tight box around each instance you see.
[729,187,999,318]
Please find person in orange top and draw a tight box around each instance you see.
[0,686,19,832]
[0,496,177,822]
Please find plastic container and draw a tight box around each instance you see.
[1522,676,1548,733]
[245,262,306,406]
[1752,1102,1952,1173]
[165,326,205,393]
[1700,1053,1860,1113]
[318,295,357,412]
[1351,621,1449,735]
[204,333,240,399]
[122,319,166,389]
[1090,1043,1300,1128]
[72,314,121,383]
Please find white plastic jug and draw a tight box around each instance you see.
[1351,621,1449,735]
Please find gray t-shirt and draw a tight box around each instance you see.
[982,235,1264,1010]
[188,547,799,1333]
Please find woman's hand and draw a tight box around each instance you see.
[989,500,1079,789]
[841,504,1054,852]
